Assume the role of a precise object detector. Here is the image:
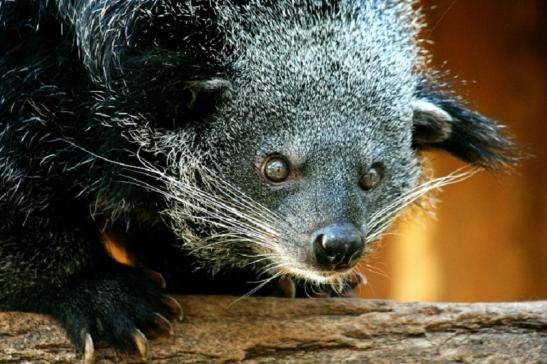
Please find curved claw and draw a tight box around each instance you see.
[131,329,149,362]
[154,313,174,336]
[143,313,174,339]
[278,277,296,298]
[143,269,166,289]
[348,271,367,287]
[162,295,183,321]
[338,272,368,297]
[82,333,95,364]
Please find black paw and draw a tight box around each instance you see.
[49,265,182,362]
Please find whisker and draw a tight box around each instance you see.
[366,167,479,241]
[229,271,284,306]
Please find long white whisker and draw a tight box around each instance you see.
[229,271,284,306]
[366,167,479,241]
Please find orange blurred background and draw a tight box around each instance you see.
[359,0,547,302]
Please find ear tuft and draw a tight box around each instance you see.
[412,100,453,145]
[413,81,519,170]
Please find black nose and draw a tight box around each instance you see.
[311,223,364,271]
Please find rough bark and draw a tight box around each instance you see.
[0,297,545,363]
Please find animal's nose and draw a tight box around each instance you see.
[311,223,364,271]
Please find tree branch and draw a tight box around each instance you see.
[1,297,545,363]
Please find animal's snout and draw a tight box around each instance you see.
[311,223,364,271]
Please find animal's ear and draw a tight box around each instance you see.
[181,79,233,116]
[149,77,232,129]
[412,83,517,169]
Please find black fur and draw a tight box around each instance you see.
[0,0,223,354]
[414,79,517,168]
[0,0,515,357]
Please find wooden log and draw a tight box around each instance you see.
[0,297,545,363]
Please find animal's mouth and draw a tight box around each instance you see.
[276,263,357,285]
[273,264,366,298]
[272,253,362,284]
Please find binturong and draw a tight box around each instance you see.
[0,0,516,361]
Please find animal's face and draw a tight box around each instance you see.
[147,3,416,283]
[144,2,514,286]
[193,3,421,282]
[205,114,422,283]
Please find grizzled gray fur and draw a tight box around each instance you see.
[0,0,514,359]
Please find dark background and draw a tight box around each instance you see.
[360,0,547,302]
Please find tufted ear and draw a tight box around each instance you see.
[412,83,517,169]
[182,79,233,115]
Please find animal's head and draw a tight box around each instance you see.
[72,1,515,286]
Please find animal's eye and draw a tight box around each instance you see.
[263,156,291,183]
[359,162,385,190]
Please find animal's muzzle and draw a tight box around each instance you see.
[311,223,364,271]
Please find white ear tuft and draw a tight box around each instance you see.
[412,99,453,145]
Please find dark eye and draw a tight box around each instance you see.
[263,156,291,183]
[359,162,385,190]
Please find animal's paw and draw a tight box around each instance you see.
[50,265,183,363]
